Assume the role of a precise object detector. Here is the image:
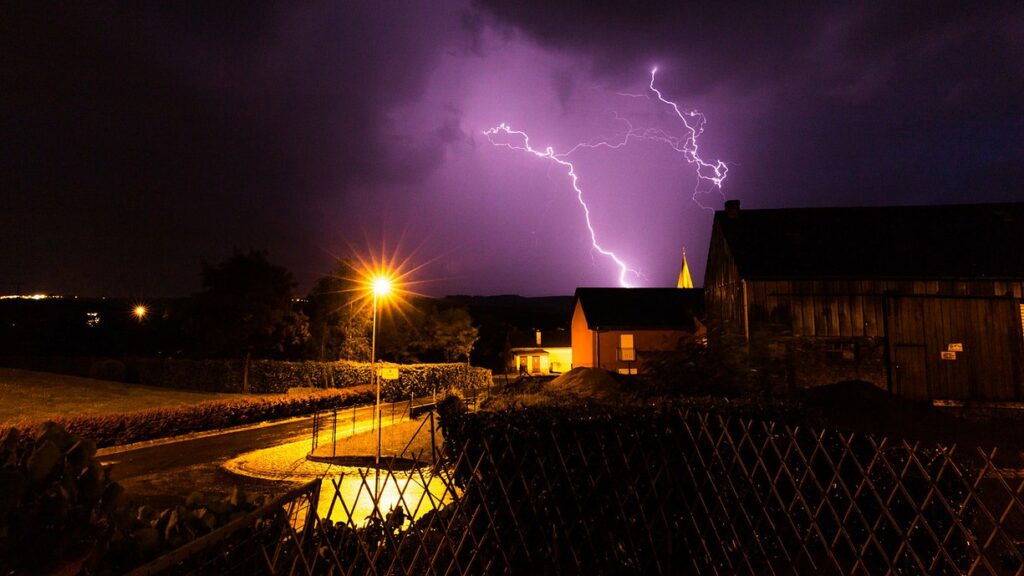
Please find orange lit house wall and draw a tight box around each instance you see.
[570,300,593,368]
[571,300,691,372]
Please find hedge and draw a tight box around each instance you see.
[133,359,491,397]
[15,386,375,448]
[0,356,493,397]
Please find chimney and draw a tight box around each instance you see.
[535,330,542,347]
[724,199,741,219]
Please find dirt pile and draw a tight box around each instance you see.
[544,367,625,401]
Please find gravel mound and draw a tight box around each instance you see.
[544,367,625,400]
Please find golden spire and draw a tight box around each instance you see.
[677,249,694,289]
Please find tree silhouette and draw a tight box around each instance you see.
[189,250,308,391]
[306,260,371,361]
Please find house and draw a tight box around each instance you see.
[511,329,572,375]
[571,288,705,374]
[704,199,1024,401]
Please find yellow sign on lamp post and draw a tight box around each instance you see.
[378,366,399,380]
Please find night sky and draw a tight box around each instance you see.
[4,2,1022,297]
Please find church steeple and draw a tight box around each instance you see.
[677,249,694,289]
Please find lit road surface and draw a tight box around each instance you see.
[97,400,416,508]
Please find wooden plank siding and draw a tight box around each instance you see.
[703,205,1024,401]
[883,294,1023,401]
[703,225,745,331]
[731,279,1024,341]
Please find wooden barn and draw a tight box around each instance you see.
[705,200,1024,402]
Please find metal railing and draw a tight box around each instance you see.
[137,405,1024,575]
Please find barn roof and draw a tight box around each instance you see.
[714,202,1024,280]
[573,288,704,331]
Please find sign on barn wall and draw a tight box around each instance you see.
[886,294,1023,401]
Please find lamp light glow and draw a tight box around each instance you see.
[372,277,392,297]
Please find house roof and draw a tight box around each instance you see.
[509,348,549,355]
[573,288,704,331]
[509,329,572,348]
[714,202,1024,280]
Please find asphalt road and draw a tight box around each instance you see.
[97,401,407,508]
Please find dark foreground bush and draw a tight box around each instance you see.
[10,386,374,448]
[433,403,993,575]
[0,422,272,575]
[0,423,116,574]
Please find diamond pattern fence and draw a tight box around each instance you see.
[135,406,1024,575]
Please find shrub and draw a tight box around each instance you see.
[95,486,269,574]
[0,356,493,396]
[12,386,375,448]
[0,423,120,574]
[133,358,491,396]
[0,421,275,574]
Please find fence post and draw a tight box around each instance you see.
[331,409,337,458]
[429,409,437,464]
[311,409,318,453]
[303,480,321,536]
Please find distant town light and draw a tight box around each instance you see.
[0,293,59,300]
[133,305,148,320]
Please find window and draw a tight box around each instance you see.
[617,334,636,362]
[618,367,638,375]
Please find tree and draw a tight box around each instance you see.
[642,322,756,396]
[306,260,372,361]
[417,306,479,363]
[189,250,308,391]
[376,302,479,364]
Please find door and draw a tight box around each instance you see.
[893,345,928,400]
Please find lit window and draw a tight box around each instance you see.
[617,334,636,362]
[617,367,638,375]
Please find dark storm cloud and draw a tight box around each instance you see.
[1,2,476,295]
[3,1,1022,297]
[476,0,1024,205]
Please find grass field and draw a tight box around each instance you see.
[0,368,243,425]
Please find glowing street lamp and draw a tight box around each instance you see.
[373,277,392,298]
[370,274,394,511]
[347,247,427,514]
[133,305,148,321]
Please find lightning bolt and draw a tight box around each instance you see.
[482,123,641,287]
[485,68,727,287]
[646,67,728,203]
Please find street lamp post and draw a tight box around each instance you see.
[370,276,391,513]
